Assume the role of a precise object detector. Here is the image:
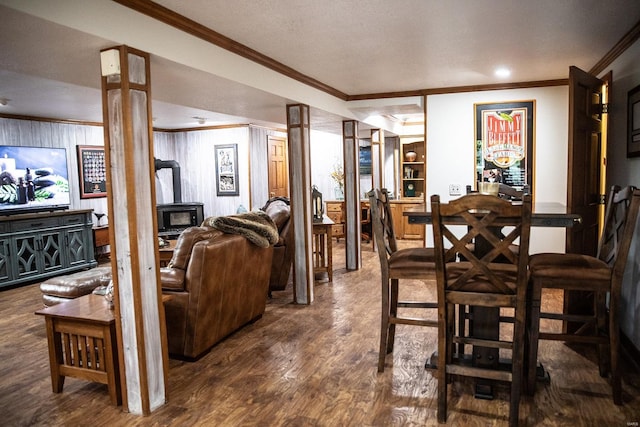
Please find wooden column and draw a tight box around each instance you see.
[371,129,385,190]
[100,45,169,414]
[286,104,314,304]
[343,120,361,270]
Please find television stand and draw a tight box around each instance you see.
[0,209,97,290]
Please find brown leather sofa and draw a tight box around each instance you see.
[160,226,274,359]
[262,197,293,294]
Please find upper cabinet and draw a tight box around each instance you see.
[400,136,425,200]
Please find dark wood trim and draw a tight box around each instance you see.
[590,19,640,76]
[155,123,251,133]
[113,0,348,100]
[0,113,103,127]
[347,79,569,101]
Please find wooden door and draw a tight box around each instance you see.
[565,66,609,331]
[267,136,289,198]
[566,66,608,256]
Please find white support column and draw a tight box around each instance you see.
[343,120,361,270]
[286,104,314,304]
[371,129,385,191]
[100,45,169,415]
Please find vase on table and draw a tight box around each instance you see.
[334,186,344,200]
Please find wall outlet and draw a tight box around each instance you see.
[449,184,462,196]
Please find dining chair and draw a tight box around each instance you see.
[368,188,438,373]
[431,193,532,427]
[525,185,640,404]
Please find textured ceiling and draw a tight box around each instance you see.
[0,0,639,133]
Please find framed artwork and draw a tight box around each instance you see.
[215,144,239,196]
[474,100,535,195]
[627,84,640,158]
[359,145,372,175]
[76,145,107,199]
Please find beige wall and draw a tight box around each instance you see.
[425,85,569,254]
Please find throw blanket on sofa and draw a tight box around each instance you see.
[202,211,279,248]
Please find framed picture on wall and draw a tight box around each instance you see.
[628,84,640,158]
[76,145,107,199]
[359,145,372,175]
[215,144,239,196]
[474,100,535,195]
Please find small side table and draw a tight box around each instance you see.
[312,217,334,282]
[93,225,110,261]
[158,239,177,267]
[35,294,121,405]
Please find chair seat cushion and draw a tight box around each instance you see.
[389,247,436,273]
[529,253,611,282]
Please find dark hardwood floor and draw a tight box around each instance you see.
[1,241,639,426]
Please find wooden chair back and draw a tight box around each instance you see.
[597,185,637,268]
[431,193,532,297]
[368,188,398,265]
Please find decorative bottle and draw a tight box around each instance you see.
[25,168,35,201]
[17,177,28,204]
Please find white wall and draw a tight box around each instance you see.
[310,129,344,202]
[426,86,569,254]
[602,38,640,349]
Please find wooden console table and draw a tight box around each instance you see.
[312,217,334,282]
[35,294,121,406]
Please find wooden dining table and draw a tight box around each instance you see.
[404,201,581,398]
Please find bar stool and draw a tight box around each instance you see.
[525,186,640,404]
[368,188,438,372]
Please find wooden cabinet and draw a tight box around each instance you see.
[0,210,97,290]
[390,201,425,240]
[400,138,425,200]
[325,200,374,241]
[325,201,345,239]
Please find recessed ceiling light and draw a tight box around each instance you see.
[0,98,9,106]
[495,68,511,78]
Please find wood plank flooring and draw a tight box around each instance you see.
[1,241,639,426]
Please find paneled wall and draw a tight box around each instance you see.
[154,126,251,218]
[249,126,287,209]
[0,117,108,225]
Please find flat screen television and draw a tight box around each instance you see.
[0,145,70,215]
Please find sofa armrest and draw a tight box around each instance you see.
[160,267,186,291]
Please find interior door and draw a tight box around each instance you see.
[566,65,609,256]
[267,135,289,198]
[565,65,609,331]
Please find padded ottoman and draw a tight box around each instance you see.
[40,266,112,306]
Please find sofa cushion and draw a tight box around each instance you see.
[169,226,218,270]
[40,266,112,299]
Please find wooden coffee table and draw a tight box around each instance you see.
[36,294,121,405]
